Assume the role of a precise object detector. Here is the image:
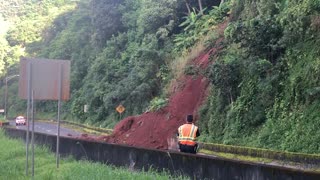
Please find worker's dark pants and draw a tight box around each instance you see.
[179,143,198,154]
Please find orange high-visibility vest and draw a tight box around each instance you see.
[178,123,198,146]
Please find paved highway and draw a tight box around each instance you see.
[9,120,83,137]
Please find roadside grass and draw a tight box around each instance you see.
[0,129,186,180]
[198,149,320,173]
[0,117,8,123]
[59,120,113,135]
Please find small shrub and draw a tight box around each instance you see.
[147,97,168,112]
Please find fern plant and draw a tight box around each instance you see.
[147,97,168,112]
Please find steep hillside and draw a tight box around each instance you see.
[103,37,225,149]
[198,0,320,154]
[98,16,228,149]
[2,0,320,154]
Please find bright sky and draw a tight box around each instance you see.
[0,16,11,36]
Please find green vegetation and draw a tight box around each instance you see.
[199,142,320,165]
[0,0,77,117]
[0,129,186,179]
[0,0,220,126]
[147,97,168,112]
[199,148,320,173]
[60,120,113,135]
[198,0,320,154]
[200,149,273,165]
[0,120,7,123]
[1,0,320,154]
[0,115,8,123]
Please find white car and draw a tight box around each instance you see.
[15,116,26,126]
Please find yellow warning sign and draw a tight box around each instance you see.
[116,105,125,114]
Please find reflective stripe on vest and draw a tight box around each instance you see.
[178,124,198,146]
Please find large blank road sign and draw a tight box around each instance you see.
[19,57,70,100]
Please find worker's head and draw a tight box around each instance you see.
[186,114,193,123]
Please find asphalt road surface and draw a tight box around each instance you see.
[9,120,83,137]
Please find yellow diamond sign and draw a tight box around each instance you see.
[116,105,125,114]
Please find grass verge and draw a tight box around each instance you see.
[199,143,320,173]
[0,129,186,180]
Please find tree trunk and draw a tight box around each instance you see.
[229,89,233,106]
[198,0,203,14]
[184,0,191,14]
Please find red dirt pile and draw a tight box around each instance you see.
[107,75,209,149]
[99,23,228,150]
[99,51,213,149]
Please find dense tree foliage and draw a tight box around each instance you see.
[1,0,320,154]
[0,0,76,116]
[199,0,320,153]
[1,0,219,124]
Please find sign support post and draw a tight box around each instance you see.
[56,64,63,168]
[31,90,35,178]
[25,62,31,176]
[19,57,70,174]
[116,104,125,120]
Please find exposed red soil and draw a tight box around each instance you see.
[104,74,209,149]
[92,22,228,150]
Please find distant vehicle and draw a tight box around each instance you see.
[15,116,26,126]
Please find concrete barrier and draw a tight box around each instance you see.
[3,127,320,180]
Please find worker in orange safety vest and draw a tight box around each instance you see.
[177,114,200,154]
